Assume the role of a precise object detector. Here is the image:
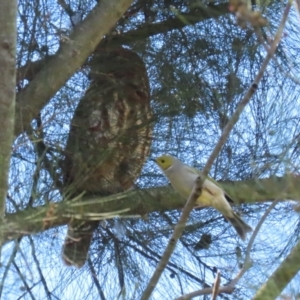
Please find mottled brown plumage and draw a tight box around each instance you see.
[62,47,152,267]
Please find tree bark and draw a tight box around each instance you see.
[253,239,300,300]
[0,0,17,217]
[3,174,300,245]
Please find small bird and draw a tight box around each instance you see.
[154,155,252,240]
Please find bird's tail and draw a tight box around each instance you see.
[225,212,252,241]
[62,221,99,268]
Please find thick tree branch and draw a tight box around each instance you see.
[16,3,229,84]
[0,0,17,217]
[221,173,300,204]
[2,174,300,245]
[252,239,300,300]
[15,0,134,136]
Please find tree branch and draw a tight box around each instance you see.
[253,236,300,298]
[28,236,53,300]
[16,3,229,84]
[253,196,300,300]
[175,198,280,300]
[87,258,106,300]
[212,271,221,300]
[0,0,17,217]
[141,176,204,300]
[202,0,291,176]
[12,261,36,300]
[105,3,228,46]
[143,5,291,295]
[15,0,134,136]
[2,174,300,245]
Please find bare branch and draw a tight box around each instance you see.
[2,172,300,246]
[15,3,228,84]
[173,9,292,297]
[106,4,228,46]
[17,0,228,82]
[57,0,75,18]
[0,240,20,298]
[202,0,291,176]
[87,258,106,300]
[141,176,204,300]
[126,237,208,287]
[229,199,280,287]
[28,236,54,300]
[175,199,280,300]
[175,285,234,299]
[12,261,36,300]
[212,271,221,300]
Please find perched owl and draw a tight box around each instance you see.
[62,46,153,267]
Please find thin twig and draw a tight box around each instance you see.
[175,286,234,300]
[202,0,292,177]
[175,199,280,300]
[114,240,125,296]
[140,176,204,300]
[0,240,20,298]
[12,261,36,300]
[126,238,208,286]
[229,198,280,286]
[28,236,57,300]
[212,270,221,300]
[57,0,75,17]
[87,258,106,300]
[174,3,291,298]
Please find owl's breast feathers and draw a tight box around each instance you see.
[64,47,153,195]
[62,47,153,267]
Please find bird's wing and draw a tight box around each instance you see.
[185,167,219,196]
[206,177,235,203]
[193,167,235,203]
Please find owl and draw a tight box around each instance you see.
[62,46,153,267]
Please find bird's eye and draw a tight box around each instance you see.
[161,159,165,163]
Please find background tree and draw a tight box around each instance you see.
[1,0,300,299]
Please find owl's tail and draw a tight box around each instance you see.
[226,212,252,241]
[62,221,99,268]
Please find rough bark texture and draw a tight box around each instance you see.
[0,0,17,217]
